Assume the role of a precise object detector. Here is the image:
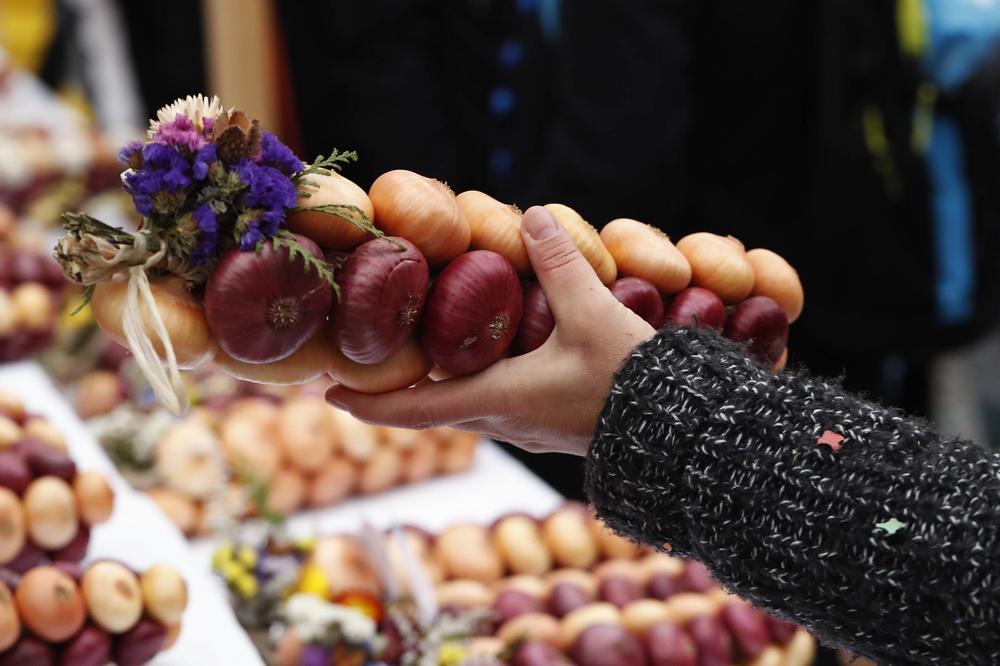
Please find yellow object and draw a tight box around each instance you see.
[211,540,234,570]
[237,545,258,569]
[438,642,466,666]
[218,560,244,583]
[59,299,94,330]
[897,0,928,58]
[296,562,330,599]
[234,573,258,599]
[295,536,317,552]
[0,0,56,72]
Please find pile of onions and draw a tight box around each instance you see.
[0,413,115,571]
[2,562,187,665]
[84,166,804,395]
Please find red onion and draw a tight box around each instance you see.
[0,635,54,666]
[645,573,678,600]
[112,617,167,666]
[331,237,429,364]
[51,525,90,562]
[492,588,542,625]
[205,234,334,363]
[420,251,523,375]
[0,450,30,494]
[721,603,770,659]
[572,624,648,666]
[548,582,591,618]
[675,561,715,593]
[722,296,789,364]
[644,621,696,666]
[6,541,45,574]
[58,623,111,666]
[686,615,733,666]
[610,277,664,328]
[767,615,798,644]
[599,576,642,608]
[512,283,554,355]
[664,287,726,331]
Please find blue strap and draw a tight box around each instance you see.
[924,0,1000,92]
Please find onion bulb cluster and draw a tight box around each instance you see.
[273,505,816,666]
[87,167,804,398]
[0,561,186,664]
[0,401,114,572]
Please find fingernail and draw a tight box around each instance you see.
[524,207,558,240]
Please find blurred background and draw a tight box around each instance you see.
[2,0,999,493]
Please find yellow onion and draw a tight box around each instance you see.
[287,171,374,250]
[457,190,530,275]
[91,276,217,369]
[600,218,691,294]
[675,233,754,304]
[543,204,617,284]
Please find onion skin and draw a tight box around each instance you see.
[57,623,111,666]
[543,204,617,285]
[664,287,726,332]
[421,250,523,375]
[91,276,217,369]
[287,171,374,250]
[609,278,665,328]
[51,524,90,562]
[72,471,114,525]
[112,617,167,666]
[644,621,696,666]
[5,542,44,574]
[0,451,31,495]
[369,170,470,266]
[457,191,530,275]
[82,561,143,634]
[720,603,770,659]
[600,219,691,294]
[0,636,55,666]
[512,283,554,355]
[746,248,804,322]
[0,580,19,651]
[723,296,789,365]
[332,237,430,364]
[687,615,733,666]
[14,566,86,642]
[215,331,332,385]
[23,476,78,550]
[675,233,754,304]
[140,564,188,626]
[205,234,333,364]
[327,339,432,393]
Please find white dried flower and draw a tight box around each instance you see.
[285,593,378,645]
[147,94,225,137]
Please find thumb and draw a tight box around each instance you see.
[520,205,606,323]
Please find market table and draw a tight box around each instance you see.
[2,360,566,663]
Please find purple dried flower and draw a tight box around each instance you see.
[234,159,298,238]
[193,144,217,180]
[190,204,218,265]
[117,140,143,165]
[153,114,212,152]
[240,219,263,250]
[133,194,154,217]
[258,131,303,175]
[121,143,191,216]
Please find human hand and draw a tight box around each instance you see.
[325,206,656,456]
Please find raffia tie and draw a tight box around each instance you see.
[117,234,189,415]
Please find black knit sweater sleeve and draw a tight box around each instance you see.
[584,327,1000,666]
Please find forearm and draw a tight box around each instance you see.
[585,326,1000,665]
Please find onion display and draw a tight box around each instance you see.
[548,582,592,619]
[598,576,643,609]
[543,204,617,285]
[686,615,732,666]
[457,191,530,275]
[609,278,665,329]
[72,471,114,526]
[646,574,678,601]
[664,287,726,332]
[421,251,523,375]
[205,234,333,363]
[746,248,804,322]
[722,296,789,365]
[328,340,432,393]
[287,171,374,250]
[675,562,715,594]
[497,612,561,646]
[543,509,599,569]
[600,219,691,294]
[369,170,470,266]
[512,640,573,666]
[0,635,54,666]
[0,453,30,496]
[675,233,754,304]
[721,603,770,659]
[512,283,554,355]
[493,515,552,576]
[22,442,75,482]
[331,237,430,364]
[5,542,44,574]
[51,525,90,562]
[14,566,86,642]
[81,561,143,633]
[91,276,217,369]
[493,588,544,625]
[434,524,504,583]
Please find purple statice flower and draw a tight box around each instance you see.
[240,219,263,250]
[153,114,211,152]
[121,143,191,216]
[117,140,143,165]
[257,131,303,175]
[235,158,298,240]
[192,144,217,180]
[190,204,218,264]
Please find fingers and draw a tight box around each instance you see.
[520,206,608,323]
[325,375,500,429]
